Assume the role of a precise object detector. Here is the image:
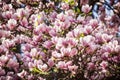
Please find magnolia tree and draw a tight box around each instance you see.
[0,0,120,80]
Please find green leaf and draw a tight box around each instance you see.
[74,6,81,13]
[63,0,75,6]
[32,67,49,75]
[69,0,75,6]
[63,0,69,3]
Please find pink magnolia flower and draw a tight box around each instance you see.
[60,47,71,56]
[66,61,72,67]
[60,20,71,30]
[61,2,69,10]
[112,40,120,52]
[2,11,12,19]
[52,51,63,58]
[102,40,119,53]
[66,31,74,38]
[0,67,5,76]
[51,37,59,44]
[49,28,57,37]
[28,62,35,70]
[33,34,42,42]
[87,62,95,70]
[80,35,95,46]
[30,48,39,58]
[36,59,43,67]
[47,59,54,67]
[70,48,78,57]
[41,64,48,71]
[55,38,64,49]
[7,59,19,69]
[38,64,48,71]
[89,19,98,28]
[112,56,119,63]
[35,23,47,33]
[0,46,3,53]
[30,14,36,22]
[102,52,110,60]
[86,44,99,54]
[12,13,19,20]
[17,70,27,78]
[39,52,46,59]
[7,19,17,30]
[81,4,92,13]
[20,17,28,27]
[57,61,67,69]
[34,59,39,67]
[68,65,78,74]
[57,13,66,22]
[0,55,9,65]
[0,30,11,38]
[77,15,85,23]
[83,25,93,34]
[49,11,57,22]
[73,28,84,37]
[67,38,78,47]
[47,1,55,8]
[16,8,28,18]
[100,61,108,69]
[101,34,113,43]
[65,10,75,17]
[42,40,53,49]
[3,4,13,10]
[102,44,113,53]
[2,39,15,49]
[80,0,89,5]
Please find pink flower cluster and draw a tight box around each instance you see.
[0,0,120,80]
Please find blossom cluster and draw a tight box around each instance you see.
[0,0,120,80]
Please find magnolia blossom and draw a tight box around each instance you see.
[56,61,67,69]
[82,4,92,13]
[80,35,95,46]
[30,48,39,58]
[17,70,27,78]
[0,55,9,65]
[77,15,85,23]
[57,13,66,22]
[42,40,53,49]
[89,19,98,28]
[7,59,19,69]
[68,65,78,74]
[2,39,15,49]
[47,59,54,67]
[61,2,69,10]
[2,11,12,19]
[7,19,17,30]
[100,61,108,69]
[87,62,95,70]
[20,17,28,27]
[16,8,28,18]
[52,51,63,58]
[0,0,120,79]
[80,0,89,5]
[0,67,5,76]
[35,23,47,33]
[38,64,48,71]
[49,28,57,37]
[83,25,93,34]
